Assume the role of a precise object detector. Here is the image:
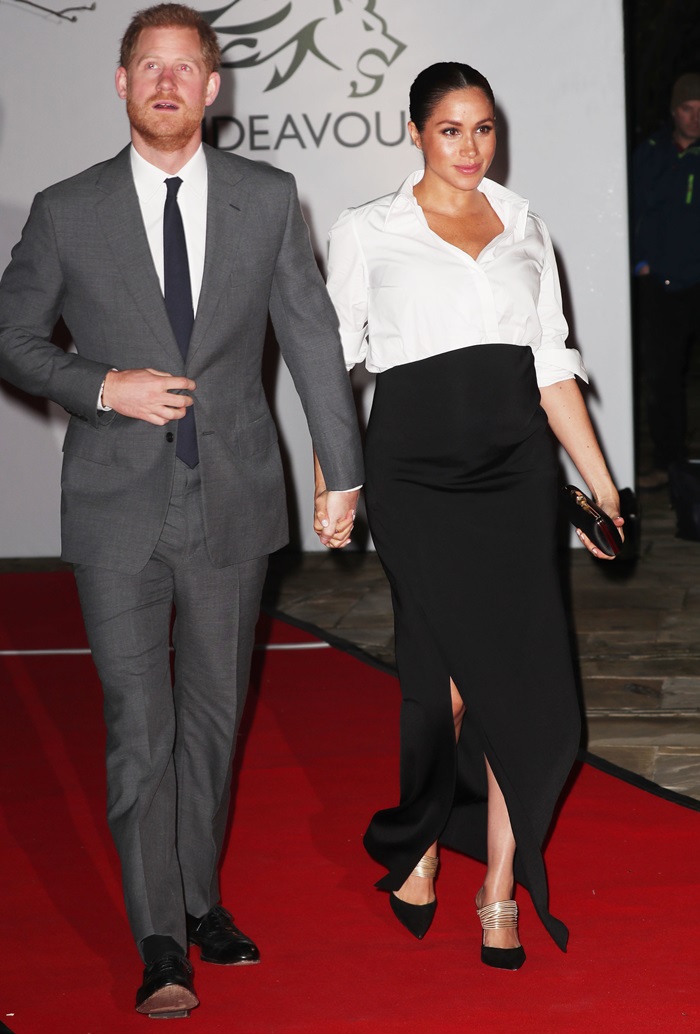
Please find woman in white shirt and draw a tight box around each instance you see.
[324,62,623,969]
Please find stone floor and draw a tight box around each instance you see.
[263,472,700,804]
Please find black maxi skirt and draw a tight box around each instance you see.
[363,344,581,951]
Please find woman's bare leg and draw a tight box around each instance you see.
[393,679,465,905]
[475,759,520,949]
[393,676,519,948]
[451,677,465,740]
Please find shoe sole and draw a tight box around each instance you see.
[135,984,199,1018]
[197,954,261,966]
[480,946,526,971]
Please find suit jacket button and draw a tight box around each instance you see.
[166,431,174,443]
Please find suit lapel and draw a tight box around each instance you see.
[95,147,183,367]
[186,147,246,363]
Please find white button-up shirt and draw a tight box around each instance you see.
[327,170,587,388]
[97,146,209,411]
[130,144,208,313]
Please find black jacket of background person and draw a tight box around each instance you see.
[632,125,700,292]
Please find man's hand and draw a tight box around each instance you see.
[314,488,360,548]
[102,368,195,425]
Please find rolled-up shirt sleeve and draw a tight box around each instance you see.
[327,208,369,370]
[533,217,588,387]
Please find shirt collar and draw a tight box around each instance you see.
[129,144,208,203]
[385,168,530,236]
[385,169,425,221]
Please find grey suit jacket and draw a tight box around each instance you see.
[0,144,363,572]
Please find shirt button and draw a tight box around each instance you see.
[166,431,174,443]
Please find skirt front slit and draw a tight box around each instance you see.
[363,344,581,951]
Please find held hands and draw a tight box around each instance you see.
[102,368,195,425]
[314,488,360,549]
[575,490,625,561]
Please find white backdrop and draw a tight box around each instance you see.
[0,0,633,555]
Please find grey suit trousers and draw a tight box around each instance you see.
[74,460,268,956]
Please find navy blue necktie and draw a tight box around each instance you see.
[163,176,198,467]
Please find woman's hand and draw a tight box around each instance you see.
[313,451,360,548]
[539,381,625,561]
[314,489,358,548]
[576,489,625,561]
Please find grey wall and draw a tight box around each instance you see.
[0,0,633,554]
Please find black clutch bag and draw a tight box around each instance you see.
[562,485,622,557]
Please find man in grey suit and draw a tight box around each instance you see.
[0,3,362,1019]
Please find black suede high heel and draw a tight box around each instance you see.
[476,899,526,970]
[389,854,438,940]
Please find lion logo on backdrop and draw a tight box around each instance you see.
[200,0,406,98]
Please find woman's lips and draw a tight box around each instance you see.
[455,163,481,174]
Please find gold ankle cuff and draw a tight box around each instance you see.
[412,854,439,879]
[476,899,518,930]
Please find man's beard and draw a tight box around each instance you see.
[127,95,204,152]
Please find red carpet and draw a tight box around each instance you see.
[0,572,699,1033]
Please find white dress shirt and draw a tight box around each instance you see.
[327,170,587,388]
[98,146,208,410]
[130,144,208,312]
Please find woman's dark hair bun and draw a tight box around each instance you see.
[409,62,494,131]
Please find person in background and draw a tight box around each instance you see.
[633,72,700,490]
[0,3,362,1019]
[326,61,623,970]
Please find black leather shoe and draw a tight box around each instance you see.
[388,854,439,940]
[476,899,526,972]
[135,953,199,1018]
[187,905,260,965]
[389,893,437,940]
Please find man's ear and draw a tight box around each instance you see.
[204,71,221,108]
[115,66,128,100]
